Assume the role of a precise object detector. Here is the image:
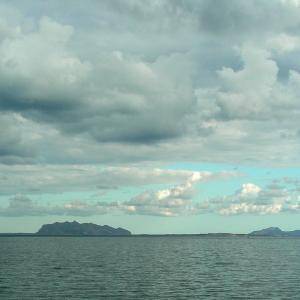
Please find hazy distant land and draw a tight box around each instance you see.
[248,227,300,237]
[0,222,300,237]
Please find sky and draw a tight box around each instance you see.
[1,0,300,233]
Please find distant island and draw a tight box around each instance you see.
[36,221,131,236]
[0,224,300,237]
[249,227,300,237]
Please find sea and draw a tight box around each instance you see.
[0,236,299,299]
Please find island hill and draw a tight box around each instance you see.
[36,221,131,236]
[249,227,300,237]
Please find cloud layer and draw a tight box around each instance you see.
[3,176,300,217]
[0,165,231,194]
[0,1,300,165]
[2,1,300,220]
[0,170,234,217]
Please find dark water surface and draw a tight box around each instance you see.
[0,236,299,299]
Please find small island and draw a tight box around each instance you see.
[249,227,300,237]
[36,221,131,236]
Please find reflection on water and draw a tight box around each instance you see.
[0,236,299,299]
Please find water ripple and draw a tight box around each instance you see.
[0,237,299,299]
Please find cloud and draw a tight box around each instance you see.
[0,195,107,217]
[0,17,91,121]
[0,1,300,166]
[3,0,300,230]
[0,113,36,164]
[3,177,300,217]
[0,170,235,217]
[1,195,53,217]
[0,164,236,195]
[0,14,195,147]
[213,183,299,215]
[122,172,208,216]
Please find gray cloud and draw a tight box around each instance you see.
[1,0,300,214]
[0,165,237,195]
[0,195,111,217]
[0,113,36,164]
[0,15,195,147]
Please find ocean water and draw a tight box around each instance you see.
[0,236,299,299]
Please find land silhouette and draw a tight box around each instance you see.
[0,222,300,237]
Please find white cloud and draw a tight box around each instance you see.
[219,203,284,215]
[122,171,210,216]
[239,183,261,197]
[214,182,298,215]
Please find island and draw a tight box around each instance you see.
[249,227,300,237]
[36,221,131,236]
